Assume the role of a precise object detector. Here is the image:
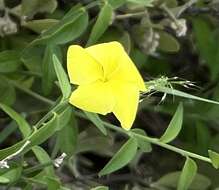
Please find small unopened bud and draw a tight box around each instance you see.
[53,153,67,168]
[0,160,9,169]
[0,12,17,37]
[170,19,187,37]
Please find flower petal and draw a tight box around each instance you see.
[109,81,139,130]
[85,41,122,78]
[69,81,115,115]
[110,54,146,91]
[86,41,146,91]
[67,45,103,85]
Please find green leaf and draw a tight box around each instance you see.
[91,186,109,190]
[53,54,71,99]
[22,0,57,17]
[131,128,152,152]
[87,2,113,45]
[0,176,10,184]
[0,103,31,138]
[158,31,180,52]
[155,86,219,105]
[0,50,21,73]
[31,6,88,45]
[23,19,59,34]
[152,171,211,190]
[160,102,183,143]
[32,146,55,176]
[84,111,107,135]
[42,45,62,95]
[208,150,219,169]
[177,157,197,190]
[99,137,138,176]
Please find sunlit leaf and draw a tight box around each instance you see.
[99,137,138,176]
[160,102,183,143]
[208,150,219,169]
[177,157,197,190]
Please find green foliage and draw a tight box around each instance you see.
[160,102,183,143]
[1,0,219,189]
[177,157,197,190]
[99,137,138,176]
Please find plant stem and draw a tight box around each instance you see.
[75,111,212,164]
[116,11,147,20]
[23,161,53,175]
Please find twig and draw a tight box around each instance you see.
[75,111,212,164]
[175,0,198,17]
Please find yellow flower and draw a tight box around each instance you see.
[67,41,146,130]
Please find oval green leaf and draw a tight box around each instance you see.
[158,31,180,52]
[160,102,183,143]
[99,137,138,176]
[177,157,197,190]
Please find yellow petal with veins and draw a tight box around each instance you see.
[69,81,115,115]
[109,80,139,130]
[85,41,122,79]
[67,45,103,85]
